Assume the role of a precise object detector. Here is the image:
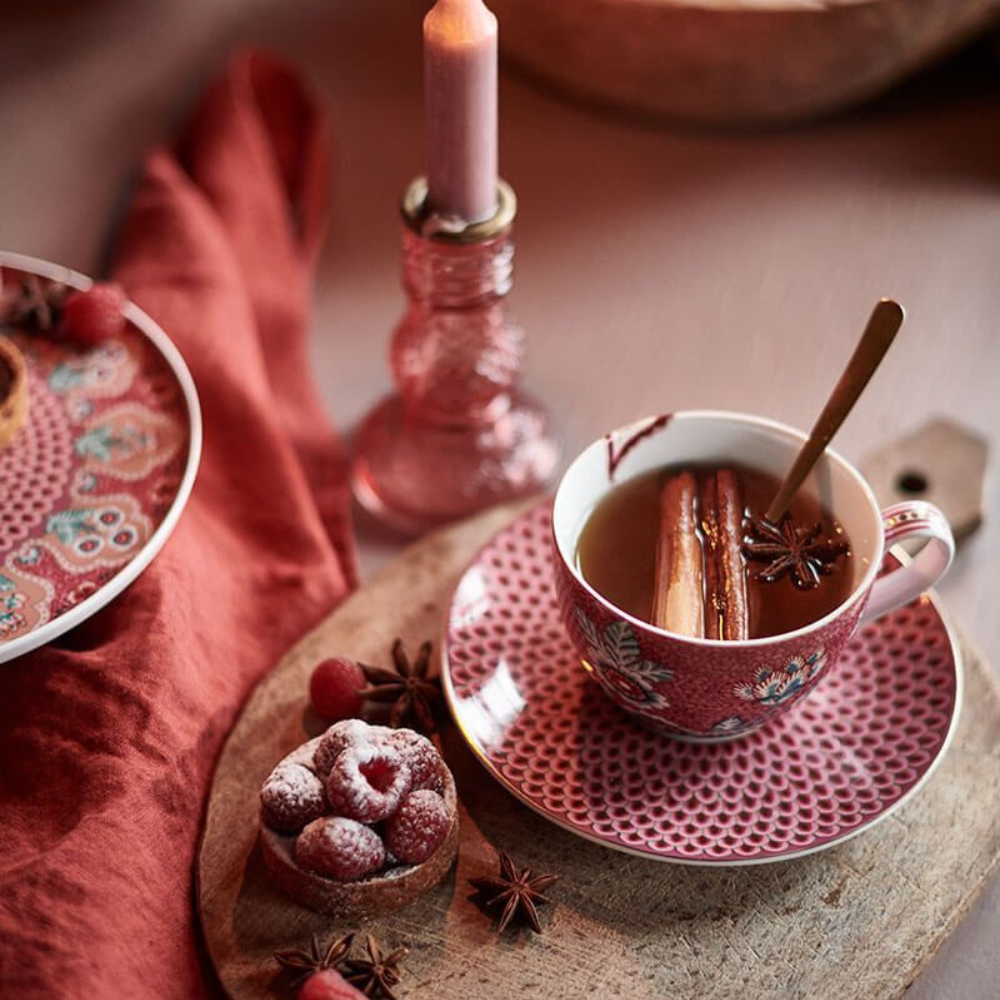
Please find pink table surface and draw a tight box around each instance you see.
[2,1,998,996]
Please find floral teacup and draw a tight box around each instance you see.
[552,411,955,741]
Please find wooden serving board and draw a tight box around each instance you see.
[198,499,1000,1000]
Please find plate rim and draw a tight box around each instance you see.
[0,250,203,664]
[441,502,964,868]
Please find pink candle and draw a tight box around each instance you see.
[424,0,499,223]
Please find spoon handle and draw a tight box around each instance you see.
[766,298,905,523]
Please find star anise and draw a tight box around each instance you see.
[468,850,561,934]
[360,638,441,733]
[743,513,848,590]
[273,932,354,986]
[1,275,68,332]
[343,933,410,1000]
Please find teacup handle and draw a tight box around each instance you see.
[860,501,955,625]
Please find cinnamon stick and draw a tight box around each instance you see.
[700,470,749,641]
[651,471,704,637]
[701,475,723,640]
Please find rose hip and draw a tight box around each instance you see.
[310,657,366,722]
[298,969,368,1000]
[295,816,386,881]
[61,283,127,346]
[384,789,451,864]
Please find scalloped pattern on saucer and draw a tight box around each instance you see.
[443,502,960,865]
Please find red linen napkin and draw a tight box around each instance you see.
[0,51,355,999]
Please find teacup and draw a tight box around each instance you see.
[552,411,955,742]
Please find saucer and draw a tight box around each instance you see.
[0,252,201,663]
[442,501,961,866]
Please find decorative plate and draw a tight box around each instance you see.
[0,251,201,663]
[442,501,962,866]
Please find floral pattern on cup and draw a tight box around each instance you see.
[574,608,674,712]
[735,649,828,706]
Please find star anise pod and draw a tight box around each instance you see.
[1,275,69,332]
[468,850,561,933]
[360,638,441,733]
[274,932,354,986]
[343,933,410,1000]
[743,513,848,590]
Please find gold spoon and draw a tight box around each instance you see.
[765,298,905,523]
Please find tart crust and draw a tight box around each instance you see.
[0,337,28,451]
[259,736,460,917]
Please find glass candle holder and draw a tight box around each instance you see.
[351,178,559,534]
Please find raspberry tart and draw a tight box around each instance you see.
[260,720,459,916]
[0,337,28,451]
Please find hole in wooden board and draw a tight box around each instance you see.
[896,471,929,495]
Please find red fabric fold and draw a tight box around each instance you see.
[0,50,355,999]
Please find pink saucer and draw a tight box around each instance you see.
[443,502,962,865]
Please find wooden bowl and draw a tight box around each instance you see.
[492,0,1000,125]
[0,337,28,451]
[259,736,460,918]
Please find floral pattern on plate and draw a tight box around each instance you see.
[0,260,195,654]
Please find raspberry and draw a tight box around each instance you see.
[299,969,367,1000]
[295,816,386,881]
[384,789,451,864]
[327,742,410,823]
[313,719,392,779]
[386,729,444,792]
[310,657,366,721]
[61,283,127,346]
[260,762,327,833]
